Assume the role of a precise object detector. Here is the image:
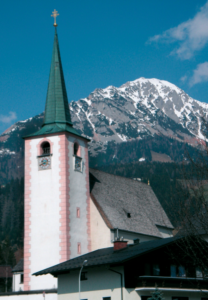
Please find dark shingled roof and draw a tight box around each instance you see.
[89,169,173,238]
[12,259,23,273]
[34,236,181,276]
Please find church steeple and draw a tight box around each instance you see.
[26,26,87,140]
[43,28,72,127]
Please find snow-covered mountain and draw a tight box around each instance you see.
[71,77,207,150]
[0,77,207,183]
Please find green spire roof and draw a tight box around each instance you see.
[25,28,88,140]
[43,28,72,126]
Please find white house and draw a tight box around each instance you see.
[34,236,208,300]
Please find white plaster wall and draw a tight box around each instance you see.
[67,136,89,258]
[29,135,61,290]
[58,266,126,300]
[0,293,57,300]
[111,230,160,244]
[90,197,112,251]
[12,274,23,291]
[156,226,173,238]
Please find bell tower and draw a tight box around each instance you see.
[23,16,91,291]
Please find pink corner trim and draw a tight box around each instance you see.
[84,143,91,252]
[24,140,32,291]
[36,138,54,156]
[58,134,71,262]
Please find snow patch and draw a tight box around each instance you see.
[0,149,16,155]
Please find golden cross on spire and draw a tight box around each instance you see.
[51,9,59,27]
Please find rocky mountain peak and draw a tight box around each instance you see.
[71,77,208,146]
[0,77,207,183]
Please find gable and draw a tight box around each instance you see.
[90,196,112,251]
[89,169,173,238]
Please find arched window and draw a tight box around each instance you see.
[73,142,82,172]
[74,143,79,156]
[41,141,50,155]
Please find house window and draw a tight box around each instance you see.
[103,297,111,300]
[78,243,81,254]
[20,274,24,284]
[81,272,88,281]
[144,263,151,276]
[153,264,160,276]
[196,267,203,278]
[77,208,80,218]
[170,265,177,277]
[178,265,186,277]
[41,141,50,154]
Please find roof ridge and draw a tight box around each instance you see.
[89,168,149,186]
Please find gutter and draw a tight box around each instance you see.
[109,268,123,300]
[135,287,208,293]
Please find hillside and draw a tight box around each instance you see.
[0,77,207,183]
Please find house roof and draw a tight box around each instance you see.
[12,258,23,273]
[34,236,182,276]
[89,169,173,238]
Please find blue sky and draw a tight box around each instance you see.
[1,0,208,133]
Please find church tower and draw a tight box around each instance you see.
[23,22,91,291]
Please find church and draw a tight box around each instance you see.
[10,12,173,299]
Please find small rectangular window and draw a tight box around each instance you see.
[81,272,88,281]
[153,264,160,276]
[178,265,186,277]
[20,274,24,284]
[103,297,111,300]
[77,208,80,218]
[74,156,82,172]
[196,267,203,278]
[144,263,151,275]
[170,265,177,277]
[78,242,81,254]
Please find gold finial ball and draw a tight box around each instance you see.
[51,9,59,27]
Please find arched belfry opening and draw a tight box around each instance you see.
[74,142,79,156]
[41,141,50,155]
